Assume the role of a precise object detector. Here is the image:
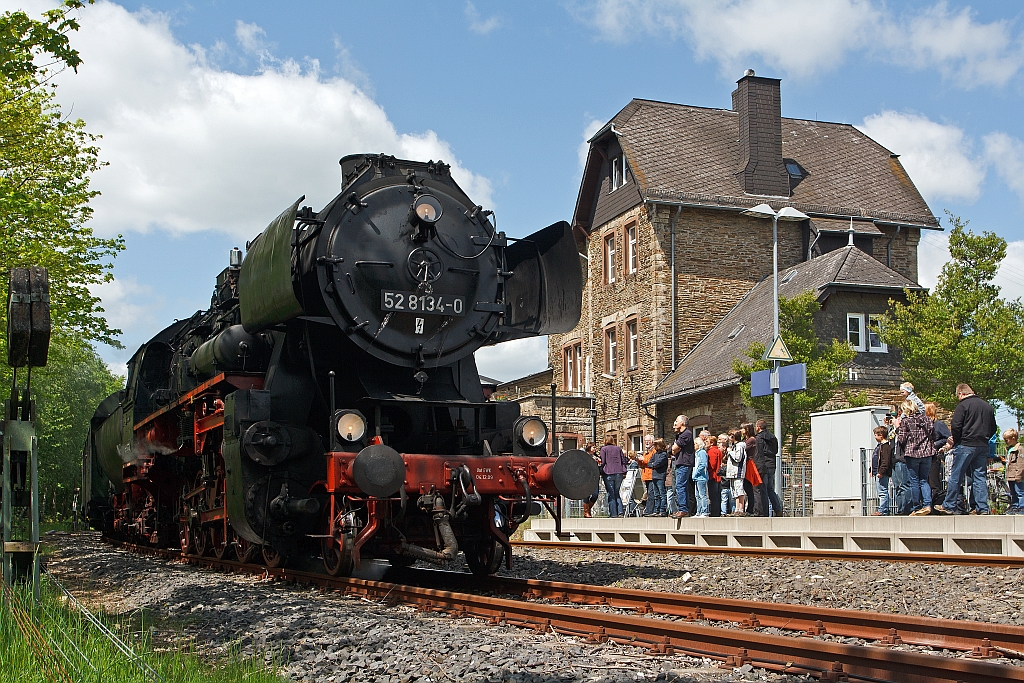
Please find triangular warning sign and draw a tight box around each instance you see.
[764,335,793,362]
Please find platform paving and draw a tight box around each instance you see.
[525,515,1024,557]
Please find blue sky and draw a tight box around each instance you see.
[8,0,1024,386]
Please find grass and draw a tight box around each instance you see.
[0,577,286,683]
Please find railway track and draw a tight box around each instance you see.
[513,539,1024,567]
[100,537,1024,683]
[393,566,1024,655]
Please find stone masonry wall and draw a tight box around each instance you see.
[548,203,807,446]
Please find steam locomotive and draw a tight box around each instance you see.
[80,154,597,575]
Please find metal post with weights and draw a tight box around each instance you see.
[3,267,50,601]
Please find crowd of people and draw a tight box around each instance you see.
[581,416,782,518]
[870,381,1016,515]
[580,379,1021,519]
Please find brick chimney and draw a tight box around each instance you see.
[732,70,790,197]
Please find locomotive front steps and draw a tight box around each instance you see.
[525,515,1024,558]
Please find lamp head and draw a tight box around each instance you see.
[776,206,809,221]
[741,203,776,219]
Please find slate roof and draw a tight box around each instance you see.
[576,99,939,231]
[647,246,922,404]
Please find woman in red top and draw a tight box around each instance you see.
[742,423,765,516]
[702,430,724,517]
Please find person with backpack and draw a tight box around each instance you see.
[692,437,710,517]
[870,425,894,515]
[725,430,747,516]
[755,419,782,516]
[599,436,628,518]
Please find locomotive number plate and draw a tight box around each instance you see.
[381,290,466,316]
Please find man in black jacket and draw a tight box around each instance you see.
[754,420,783,516]
[935,383,997,514]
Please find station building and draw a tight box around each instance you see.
[503,72,940,488]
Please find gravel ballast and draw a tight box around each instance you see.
[44,532,817,683]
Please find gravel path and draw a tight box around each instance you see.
[43,532,815,683]
[501,547,1024,625]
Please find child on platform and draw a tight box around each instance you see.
[1005,429,1024,514]
[692,437,710,517]
[871,425,894,516]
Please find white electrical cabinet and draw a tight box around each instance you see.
[810,406,890,515]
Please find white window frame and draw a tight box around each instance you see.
[627,223,638,274]
[847,313,866,352]
[606,327,617,376]
[564,342,583,391]
[630,433,643,454]
[867,314,887,353]
[604,232,616,284]
[627,318,638,369]
[611,155,628,191]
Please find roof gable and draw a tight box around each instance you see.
[648,246,921,403]
[574,98,938,233]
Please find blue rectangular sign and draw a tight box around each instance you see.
[779,362,807,393]
[751,369,771,397]
[750,363,807,397]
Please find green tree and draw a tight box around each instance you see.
[0,2,125,515]
[733,291,863,465]
[29,338,123,516]
[0,1,122,351]
[881,213,1024,410]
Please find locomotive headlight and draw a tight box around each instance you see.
[516,417,547,448]
[335,410,367,443]
[412,195,443,224]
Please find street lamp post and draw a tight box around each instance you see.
[740,203,809,509]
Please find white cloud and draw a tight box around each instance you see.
[858,111,985,203]
[89,276,160,338]
[573,0,1024,85]
[916,230,1024,303]
[475,337,549,382]
[578,118,604,171]
[39,1,492,239]
[465,2,501,35]
[983,132,1024,201]
[900,3,1024,87]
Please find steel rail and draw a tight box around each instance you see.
[99,538,1024,683]
[392,567,1024,654]
[512,539,1024,567]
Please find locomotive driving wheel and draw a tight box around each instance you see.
[235,536,258,564]
[261,545,288,568]
[321,501,355,577]
[465,537,504,576]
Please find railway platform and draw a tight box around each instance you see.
[525,514,1024,558]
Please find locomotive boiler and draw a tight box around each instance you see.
[80,154,597,576]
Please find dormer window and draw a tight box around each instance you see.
[785,162,803,178]
[611,155,628,191]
